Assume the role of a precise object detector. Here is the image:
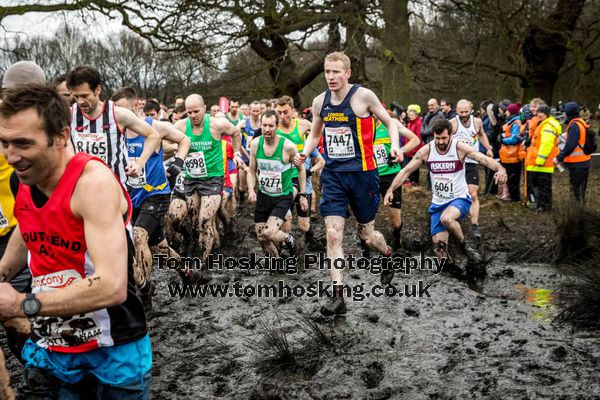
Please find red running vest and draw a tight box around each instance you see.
[14,153,146,353]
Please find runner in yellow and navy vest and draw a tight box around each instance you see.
[247,110,308,257]
[173,94,242,264]
[372,117,419,284]
[67,66,160,188]
[112,87,191,315]
[298,51,405,316]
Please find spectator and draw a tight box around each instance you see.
[440,99,457,120]
[403,104,423,185]
[557,101,591,204]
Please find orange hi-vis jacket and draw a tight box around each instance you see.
[563,118,592,163]
[525,116,561,173]
[500,119,525,163]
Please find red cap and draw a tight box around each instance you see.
[507,103,520,115]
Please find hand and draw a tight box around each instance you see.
[306,169,313,178]
[383,190,394,206]
[494,168,507,185]
[299,196,308,212]
[166,157,184,178]
[294,153,307,167]
[248,190,257,204]
[125,160,143,177]
[234,155,245,169]
[0,283,24,319]
[390,147,404,163]
[486,148,494,158]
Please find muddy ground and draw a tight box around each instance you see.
[3,159,600,399]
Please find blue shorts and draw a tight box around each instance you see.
[319,168,379,224]
[429,197,472,236]
[22,334,152,397]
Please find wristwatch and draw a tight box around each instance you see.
[299,192,309,198]
[22,293,41,321]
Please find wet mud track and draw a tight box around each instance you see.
[3,161,600,399]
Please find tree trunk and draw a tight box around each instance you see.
[342,0,370,85]
[521,0,586,104]
[381,0,411,106]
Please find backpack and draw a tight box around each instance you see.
[582,125,597,155]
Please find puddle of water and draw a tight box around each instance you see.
[514,285,555,321]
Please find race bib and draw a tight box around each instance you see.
[325,127,355,159]
[74,133,108,164]
[174,171,185,193]
[374,144,388,166]
[433,177,455,200]
[31,270,103,348]
[259,170,283,195]
[126,158,147,189]
[0,203,8,228]
[185,152,208,178]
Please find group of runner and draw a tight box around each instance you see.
[0,53,509,397]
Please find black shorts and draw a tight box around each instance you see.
[254,192,293,223]
[291,177,310,218]
[379,173,402,209]
[132,194,170,247]
[465,163,480,186]
[184,176,224,197]
[1,228,31,293]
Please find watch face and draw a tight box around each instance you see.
[23,298,40,315]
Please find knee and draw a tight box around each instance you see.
[326,227,341,248]
[260,228,276,242]
[298,218,309,232]
[440,215,454,227]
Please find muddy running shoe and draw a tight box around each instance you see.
[305,230,326,251]
[284,234,298,257]
[380,246,394,285]
[320,297,347,316]
[460,241,482,264]
[471,224,482,239]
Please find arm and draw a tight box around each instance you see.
[287,142,308,211]
[115,107,160,172]
[397,120,420,155]
[0,225,27,284]
[302,95,325,158]
[310,150,325,174]
[237,120,251,160]
[476,118,494,157]
[457,142,507,184]
[154,120,191,160]
[247,139,259,203]
[365,90,401,160]
[384,145,429,205]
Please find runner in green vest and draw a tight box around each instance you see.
[248,109,308,257]
[275,96,319,249]
[173,94,242,265]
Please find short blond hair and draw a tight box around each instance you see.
[530,97,545,106]
[325,51,351,71]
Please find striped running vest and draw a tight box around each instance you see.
[427,139,469,205]
[319,84,376,171]
[70,100,129,186]
[14,153,146,353]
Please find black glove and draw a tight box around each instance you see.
[306,169,313,178]
[167,157,184,177]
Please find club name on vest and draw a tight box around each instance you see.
[427,160,463,174]
[22,231,83,253]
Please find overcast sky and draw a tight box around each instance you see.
[1,10,122,40]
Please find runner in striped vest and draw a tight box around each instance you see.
[67,66,160,187]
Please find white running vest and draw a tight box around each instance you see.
[70,100,128,186]
[427,139,469,205]
[453,115,479,164]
